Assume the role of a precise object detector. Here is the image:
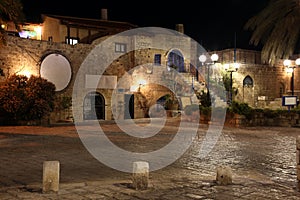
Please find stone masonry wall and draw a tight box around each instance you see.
[0,35,294,124]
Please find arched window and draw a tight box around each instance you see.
[243,75,253,87]
[167,49,184,72]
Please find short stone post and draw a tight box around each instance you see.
[216,165,232,185]
[42,161,60,193]
[296,136,300,188]
[132,161,149,190]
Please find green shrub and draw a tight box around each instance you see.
[229,101,253,120]
[262,108,279,118]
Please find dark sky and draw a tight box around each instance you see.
[21,0,269,51]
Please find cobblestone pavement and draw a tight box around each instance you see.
[0,119,300,199]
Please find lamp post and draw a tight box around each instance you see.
[199,53,219,104]
[284,58,300,96]
[224,62,240,104]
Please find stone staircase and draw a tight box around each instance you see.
[179,72,228,108]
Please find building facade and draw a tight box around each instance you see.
[0,12,297,124]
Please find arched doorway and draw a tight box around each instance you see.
[83,92,105,120]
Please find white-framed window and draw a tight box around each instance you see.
[65,37,79,45]
[115,43,126,53]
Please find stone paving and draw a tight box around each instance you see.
[0,119,300,199]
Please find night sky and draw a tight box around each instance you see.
[21,0,269,51]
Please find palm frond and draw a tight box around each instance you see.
[244,0,300,65]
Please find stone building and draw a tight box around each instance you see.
[0,11,203,123]
[0,11,298,124]
[213,48,294,109]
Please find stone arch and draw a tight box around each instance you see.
[83,91,105,120]
[166,49,185,72]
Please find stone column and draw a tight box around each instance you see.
[42,161,60,193]
[216,165,232,185]
[132,161,149,190]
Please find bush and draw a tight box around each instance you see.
[262,108,279,118]
[228,101,253,120]
[0,74,56,124]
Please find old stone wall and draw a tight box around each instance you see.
[0,31,197,123]
[216,48,291,109]
[1,34,295,124]
[0,36,93,123]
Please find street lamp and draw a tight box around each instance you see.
[198,53,219,104]
[284,58,300,96]
[224,62,240,104]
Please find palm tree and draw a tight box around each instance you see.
[244,0,300,65]
[0,0,24,45]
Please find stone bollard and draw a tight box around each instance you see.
[216,165,232,185]
[296,136,300,188]
[42,161,60,193]
[132,161,149,190]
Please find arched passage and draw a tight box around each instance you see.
[83,92,105,120]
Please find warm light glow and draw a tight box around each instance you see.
[223,63,229,71]
[130,85,139,92]
[137,79,147,86]
[211,53,219,62]
[1,24,5,29]
[223,63,240,71]
[19,24,42,40]
[296,58,300,66]
[199,54,207,63]
[286,67,294,73]
[34,26,42,40]
[18,70,32,78]
[283,59,291,67]
[130,79,147,92]
[233,62,240,70]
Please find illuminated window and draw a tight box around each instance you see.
[115,43,126,53]
[65,37,79,45]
